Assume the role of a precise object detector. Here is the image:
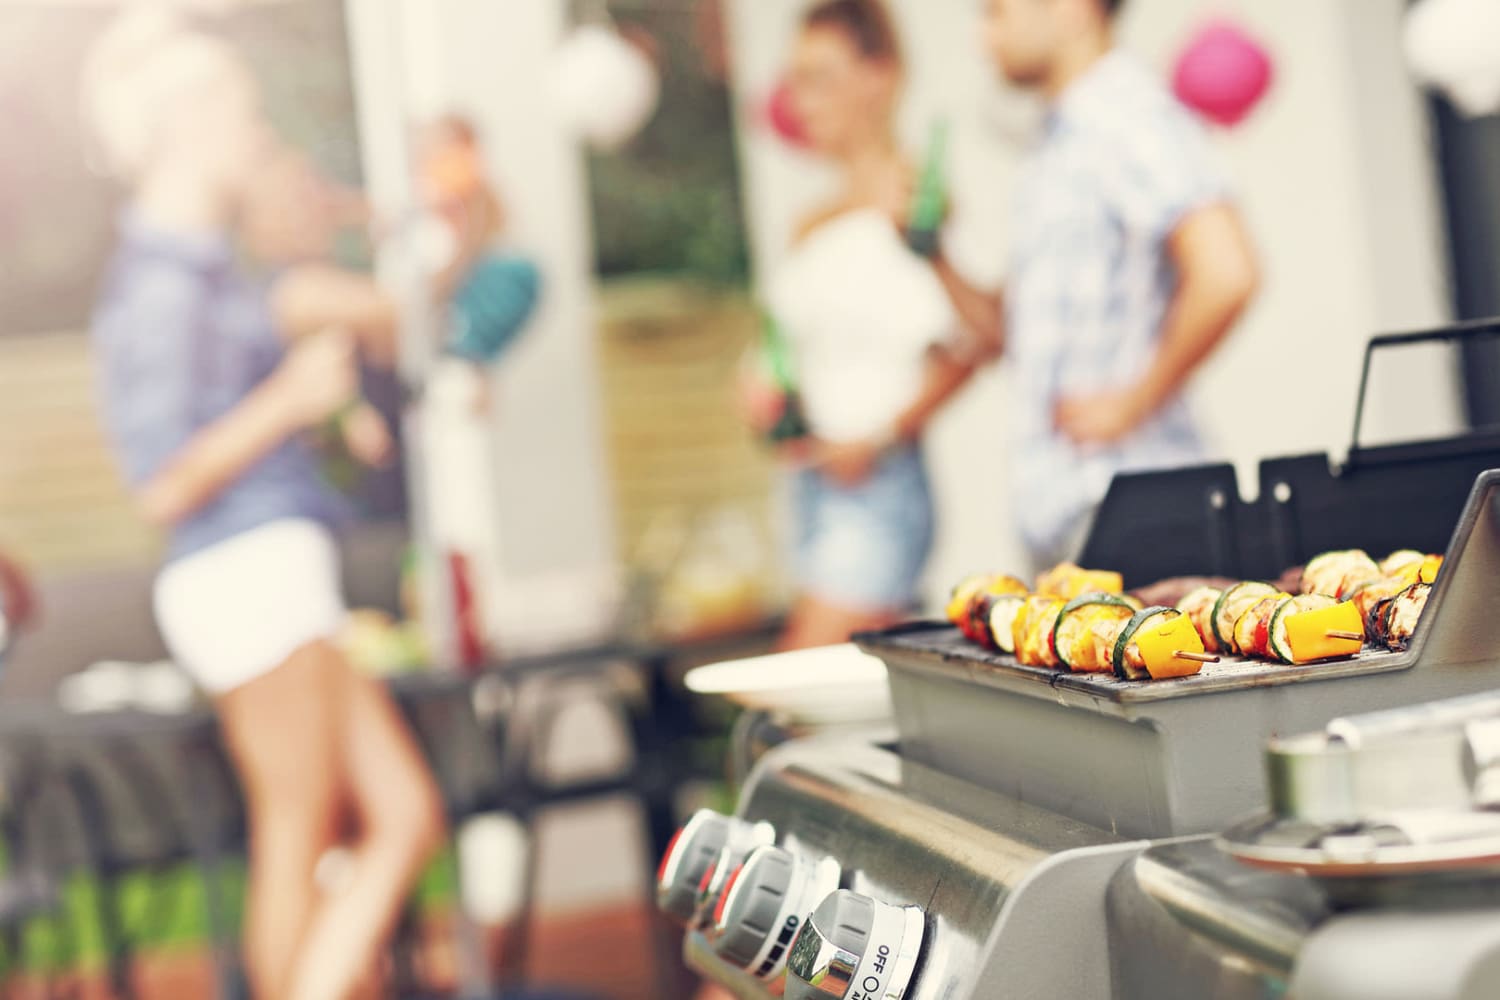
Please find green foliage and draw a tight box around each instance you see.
[588,3,750,286]
[5,849,455,973]
[0,1,363,335]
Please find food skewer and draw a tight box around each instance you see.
[948,549,1439,680]
[1282,600,1365,662]
[1111,607,1215,679]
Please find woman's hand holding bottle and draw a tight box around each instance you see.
[338,401,395,468]
[271,331,395,468]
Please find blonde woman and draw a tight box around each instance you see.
[84,11,442,999]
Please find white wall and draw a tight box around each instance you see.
[1119,0,1459,463]
[725,0,1455,604]
[345,0,619,650]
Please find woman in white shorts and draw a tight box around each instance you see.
[85,11,442,999]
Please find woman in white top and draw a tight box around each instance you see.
[767,0,1000,649]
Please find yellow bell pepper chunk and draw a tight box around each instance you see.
[1419,555,1443,584]
[1135,614,1208,679]
[1284,601,1364,664]
[1066,570,1124,598]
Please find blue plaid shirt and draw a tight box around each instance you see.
[92,214,347,563]
[1006,52,1226,562]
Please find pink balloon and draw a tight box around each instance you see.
[763,80,809,147]
[1172,20,1274,127]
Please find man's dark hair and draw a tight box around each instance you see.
[1103,0,1126,17]
[803,0,902,66]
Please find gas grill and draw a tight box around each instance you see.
[657,328,1500,1000]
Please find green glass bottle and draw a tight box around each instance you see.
[905,119,950,259]
[762,315,810,443]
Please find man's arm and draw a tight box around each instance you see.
[933,250,1004,359]
[893,344,980,444]
[137,333,359,526]
[136,380,297,527]
[1137,203,1259,414]
[1055,202,1259,445]
[269,265,400,368]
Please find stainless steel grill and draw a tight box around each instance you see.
[658,463,1500,1000]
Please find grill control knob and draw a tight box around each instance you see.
[656,809,774,926]
[784,890,924,1000]
[707,845,841,981]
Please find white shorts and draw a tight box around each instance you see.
[154,518,348,694]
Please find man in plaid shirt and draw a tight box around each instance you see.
[981,0,1260,571]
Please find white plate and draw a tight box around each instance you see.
[684,643,893,725]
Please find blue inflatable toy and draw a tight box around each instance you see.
[448,253,542,364]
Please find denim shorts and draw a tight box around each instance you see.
[791,445,934,612]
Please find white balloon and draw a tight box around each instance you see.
[552,23,661,150]
[1405,0,1500,118]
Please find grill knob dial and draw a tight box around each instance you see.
[707,845,841,981]
[655,809,774,926]
[784,889,924,1000]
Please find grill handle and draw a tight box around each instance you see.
[1349,318,1500,457]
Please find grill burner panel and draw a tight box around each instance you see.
[681,739,1142,1000]
[857,469,1500,840]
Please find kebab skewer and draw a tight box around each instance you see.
[945,548,1438,679]
[1041,593,1219,678]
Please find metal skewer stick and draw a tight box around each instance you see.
[1125,644,1219,665]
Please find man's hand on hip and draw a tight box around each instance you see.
[1053,384,1151,447]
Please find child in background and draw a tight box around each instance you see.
[418,114,506,295]
[416,114,541,370]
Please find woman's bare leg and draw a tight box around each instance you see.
[777,593,903,651]
[283,656,445,1000]
[217,643,343,1000]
